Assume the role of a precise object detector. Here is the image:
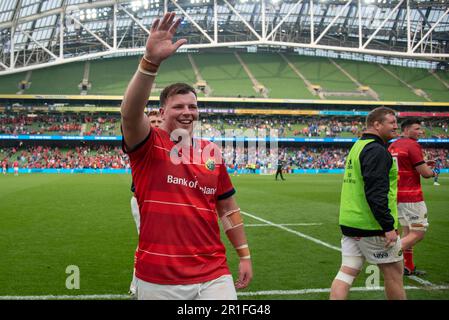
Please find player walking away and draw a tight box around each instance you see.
[330,107,406,300]
[13,159,19,176]
[129,110,162,297]
[2,160,7,175]
[275,159,285,181]
[388,118,438,276]
[121,12,252,300]
[433,159,441,186]
[233,162,239,176]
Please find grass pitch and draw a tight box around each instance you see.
[1,173,448,300]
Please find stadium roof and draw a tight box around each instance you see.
[0,0,448,75]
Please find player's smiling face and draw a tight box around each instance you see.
[160,92,199,135]
[378,113,398,142]
[405,124,423,140]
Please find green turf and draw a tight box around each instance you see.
[0,174,448,299]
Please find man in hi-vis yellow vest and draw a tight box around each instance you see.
[330,107,406,300]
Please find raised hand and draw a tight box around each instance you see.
[145,12,187,65]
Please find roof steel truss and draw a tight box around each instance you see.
[0,0,447,75]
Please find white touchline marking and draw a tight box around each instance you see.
[0,294,130,300]
[2,285,449,300]
[241,210,436,287]
[408,276,435,286]
[246,223,323,227]
[237,285,449,297]
[241,210,342,252]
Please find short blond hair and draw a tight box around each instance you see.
[148,110,161,117]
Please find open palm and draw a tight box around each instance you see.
[145,12,187,65]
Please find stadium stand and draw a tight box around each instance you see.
[25,62,85,95]
[238,52,314,99]
[336,60,430,102]
[194,52,257,98]
[287,55,361,98]
[152,53,199,96]
[88,56,140,95]
[0,72,27,94]
[0,53,447,102]
[381,65,449,102]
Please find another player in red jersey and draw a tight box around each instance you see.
[388,118,437,276]
[13,160,19,176]
[121,12,252,300]
[128,110,162,297]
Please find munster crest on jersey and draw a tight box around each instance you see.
[205,158,215,171]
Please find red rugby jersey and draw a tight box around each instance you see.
[388,137,425,203]
[127,128,235,285]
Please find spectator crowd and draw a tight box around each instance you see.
[2,113,449,139]
[0,114,118,136]
[2,145,448,171]
[1,145,128,170]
